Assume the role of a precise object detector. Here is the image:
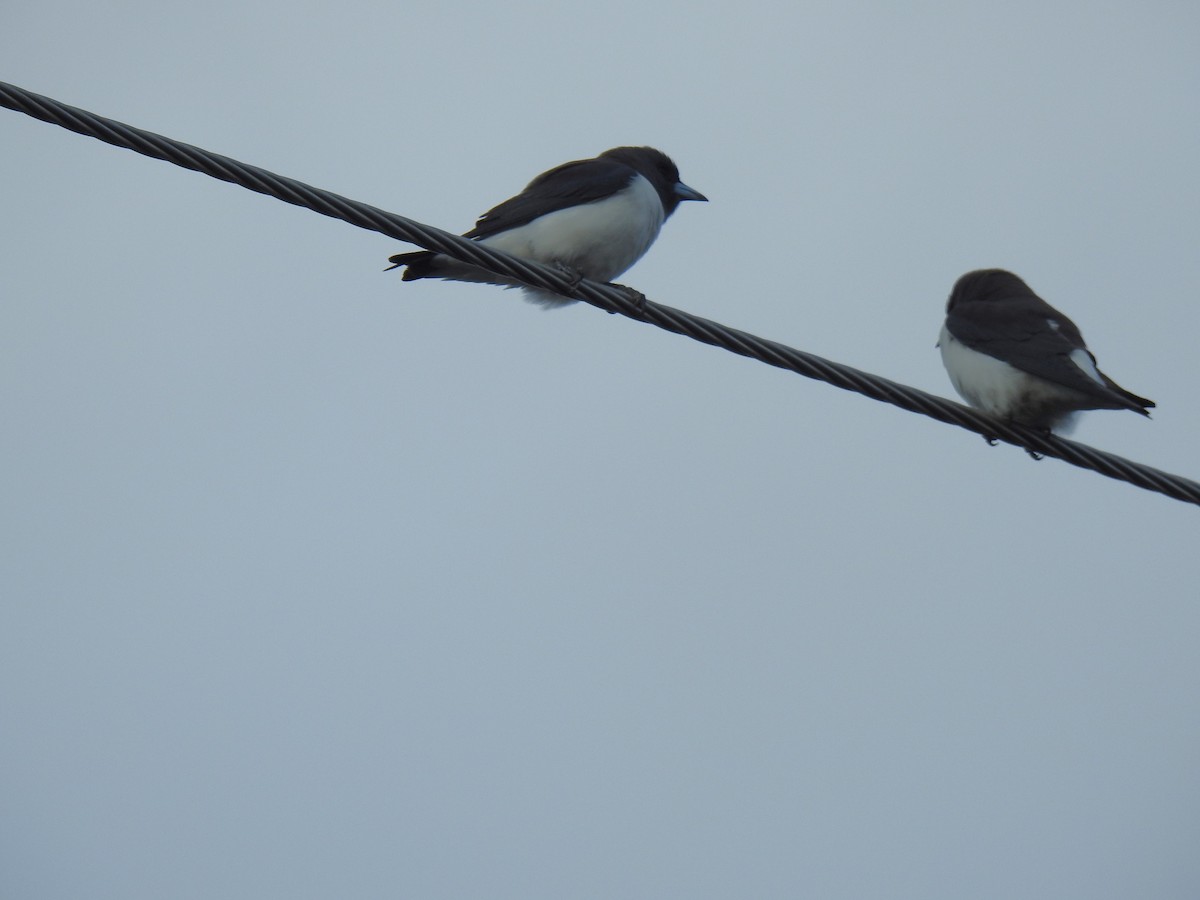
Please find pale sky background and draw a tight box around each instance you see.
[3,2,1199,898]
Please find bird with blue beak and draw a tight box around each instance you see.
[387,146,707,307]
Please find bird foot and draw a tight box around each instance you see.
[982,431,1044,459]
[551,262,584,294]
[1022,426,1054,460]
[607,282,648,314]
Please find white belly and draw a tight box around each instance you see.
[938,325,1101,432]
[938,325,1032,416]
[481,173,665,282]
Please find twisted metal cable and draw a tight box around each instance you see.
[4,80,1197,508]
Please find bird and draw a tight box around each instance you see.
[386,146,707,307]
[938,268,1154,434]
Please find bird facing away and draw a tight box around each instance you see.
[938,269,1154,433]
[386,146,707,307]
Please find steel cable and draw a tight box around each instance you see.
[3,80,1196,507]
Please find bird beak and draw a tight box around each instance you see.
[674,182,708,202]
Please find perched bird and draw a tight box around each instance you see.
[938,269,1154,433]
[386,146,706,307]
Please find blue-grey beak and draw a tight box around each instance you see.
[674,182,708,202]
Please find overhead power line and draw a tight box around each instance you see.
[3,80,1196,508]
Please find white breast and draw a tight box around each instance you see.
[938,324,1037,416]
[480,173,665,282]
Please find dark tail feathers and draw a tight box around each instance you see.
[385,250,435,280]
[1102,374,1155,417]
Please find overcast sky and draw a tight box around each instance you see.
[3,2,1199,898]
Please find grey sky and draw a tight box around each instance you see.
[3,2,1199,898]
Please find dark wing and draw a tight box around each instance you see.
[945,296,1135,405]
[464,158,635,240]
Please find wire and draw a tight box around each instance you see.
[3,80,1197,508]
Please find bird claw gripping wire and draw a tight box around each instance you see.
[609,283,648,314]
[983,431,1043,460]
[551,262,585,296]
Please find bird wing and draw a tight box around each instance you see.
[464,158,635,240]
[945,296,1132,405]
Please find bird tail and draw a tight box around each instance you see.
[384,250,436,280]
[384,250,517,290]
[1103,376,1155,417]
